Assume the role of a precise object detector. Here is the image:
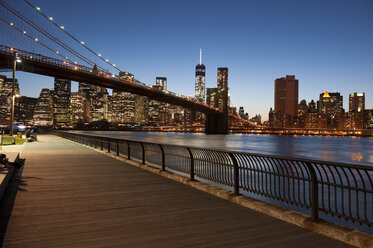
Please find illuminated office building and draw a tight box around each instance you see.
[349,92,365,112]
[15,96,37,125]
[33,88,53,126]
[53,78,71,126]
[195,49,206,102]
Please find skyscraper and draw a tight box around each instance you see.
[53,78,71,126]
[349,92,365,112]
[33,88,53,126]
[318,90,343,115]
[318,90,343,128]
[274,75,298,117]
[70,92,87,126]
[217,67,228,90]
[195,49,206,102]
[0,75,20,122]
[15,96,38,125]
[156,77,167,90]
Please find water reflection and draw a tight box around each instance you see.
[71,131,373,166]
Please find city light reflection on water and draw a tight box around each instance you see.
[72,131,373,166]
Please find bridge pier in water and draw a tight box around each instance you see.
[205,113,228,134]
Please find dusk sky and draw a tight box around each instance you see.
[3,0,373,120]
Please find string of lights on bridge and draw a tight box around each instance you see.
[0,0,121,73]
[22,0,123,73]
[0,0,108,72]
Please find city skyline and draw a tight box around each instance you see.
[2,0,373,120]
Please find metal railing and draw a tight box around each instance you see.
[57,131,373,229]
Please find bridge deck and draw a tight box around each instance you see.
[0,135,352,248]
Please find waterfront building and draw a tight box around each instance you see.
[250,114,262,125]
[0,75,20,123]
[156,77,167,90]
[195,49,206,102]
[78,82,96,122]
[304,112,328,129]
[111,89,135,123]
[33,88,53,126]
[134,95,148,125]
[274,75,298,117]
[70,92,87,126]
[206,87,219,108]
[349,92,365,112]
[308,100,317,113]
[364,109,373,129]
[318,90,343,128]
[53,78,71,127]
[298,100,308,116]
[217,67,228,90]
[167,105,184,125]
[269,110,296,128]
[239,107,245,119]
[78,82,96,100]
[91,89,109,122]
[148,85,162,125]
[15,96,37,125]
[348,93,365,129]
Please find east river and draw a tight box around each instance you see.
[71,131,373,167]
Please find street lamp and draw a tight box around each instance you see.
[10,52,21,136]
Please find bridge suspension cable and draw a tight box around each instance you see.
[22,0,123,72]
[0,0,109,72]
[0,16,77,65]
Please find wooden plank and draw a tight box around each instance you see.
[0,135,353,248]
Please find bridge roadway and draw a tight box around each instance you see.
[0,135,353,247]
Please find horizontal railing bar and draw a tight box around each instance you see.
[57,131,373,170]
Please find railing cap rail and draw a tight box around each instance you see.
[59,131,373,171]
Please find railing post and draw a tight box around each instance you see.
[95,138,97,149]
[100,138,103,151]
[127,141,130,160]
[107,139,111,153]
[159,144,165,171]
[116,140,120,156]
[186,148,194,181]
[228,153,240,196]
[305,162,319,221]
[140,143,145,164]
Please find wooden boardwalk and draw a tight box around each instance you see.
[0,135,353,248]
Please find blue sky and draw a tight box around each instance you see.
[3,0,373,120]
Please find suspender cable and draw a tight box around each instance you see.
[23,0,122,72]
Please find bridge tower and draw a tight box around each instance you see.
[205,67,229,134]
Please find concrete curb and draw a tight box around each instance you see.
[75,141,373,248]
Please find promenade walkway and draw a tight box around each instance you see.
[0,135,353,248]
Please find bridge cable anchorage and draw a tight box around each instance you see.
[0,0,108,72]
[22,0,123,72]
[0,17,76,64]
